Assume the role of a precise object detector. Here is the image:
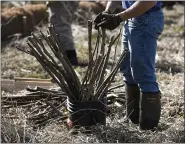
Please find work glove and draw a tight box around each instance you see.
[94,11,109,29]
[94,11,123,30]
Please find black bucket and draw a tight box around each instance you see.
[67,98,107,129]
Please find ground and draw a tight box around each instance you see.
[1,4,184,143]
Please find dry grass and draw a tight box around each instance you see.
[1,4,184,143]
[2,76,184,143]
[1,4,47,21]
[1,3,48,39]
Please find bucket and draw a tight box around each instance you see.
[67,97,107,129]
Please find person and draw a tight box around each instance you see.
[94,1,164,130]
[47,1,78,66]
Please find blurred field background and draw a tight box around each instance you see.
[1,1,184,143]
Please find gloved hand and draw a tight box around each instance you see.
[94,11,110,29]
[94,11,123,30]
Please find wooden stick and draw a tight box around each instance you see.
[97,50,128,99]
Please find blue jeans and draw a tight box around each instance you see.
[120,9,164,92]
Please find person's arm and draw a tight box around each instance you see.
[94,1,157,30]
[117,1,157,21]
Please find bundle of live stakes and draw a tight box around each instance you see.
[2,21,128,127]
[17,20,127,102]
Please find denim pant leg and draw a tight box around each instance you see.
[127,10,164,93]
[120,21,137,85]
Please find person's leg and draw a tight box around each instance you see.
[48,2,78,65]
[129,27,159,93]
[121,22,137,85]
[120,22,140,124]
[127,10,164,129]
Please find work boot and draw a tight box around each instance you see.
[139,91,161,130]
[65,50,78,66]
[125,84,140,124]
